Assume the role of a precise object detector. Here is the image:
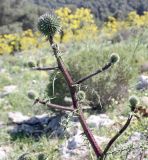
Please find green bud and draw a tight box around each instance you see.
[28,61,36,68]
[37,13,61,37]
[77,90,86,101]
[110,53,120,64]
[27,90,37,100]
[129,95,139,111]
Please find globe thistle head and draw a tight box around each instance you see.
[77,90,86,101]
[110,53,120,64]
[129,95,139,111]
[27,90,38,100]
[28,61,36,68]
[37,13,61,37]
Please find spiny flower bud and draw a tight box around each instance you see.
[27,90,37,100]
[28,61,36,68]
[77,90,86,101]
[37,13,61,37]
[129,95,139,111]
[110,53,120,64]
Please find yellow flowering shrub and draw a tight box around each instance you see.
[127,11,148,27]
[102,11,148,38]
[20,30,38,50]
[0,42,13,55]
[0,34,19,55]
[55,7,98,42]
[0,30,44,55]
[0,8,148,55]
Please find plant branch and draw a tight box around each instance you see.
[75,62,112,84]
[102,114,133,157]
[48,36,103,157]
[34,98,74,112]
[32,66,58,71]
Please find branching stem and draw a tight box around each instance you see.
[102,114,133,158]
[34,98,74,112]
[48,35,103,157]
[32,66,58,71]
[75,62,112,84]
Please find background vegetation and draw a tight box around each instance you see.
[0,0,148,34]
[0,1,148,159]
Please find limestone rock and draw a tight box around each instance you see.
[136,75,148,90]
[87,114,114,128]
[8,112,30,123]
[0,146,11,160]
[8,112,66,139]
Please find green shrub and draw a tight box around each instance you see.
[46,32,148,111]
[46,71,70,106]
[45,49,122,111]
[67,50,130,111]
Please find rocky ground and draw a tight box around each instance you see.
[0,53,148,159]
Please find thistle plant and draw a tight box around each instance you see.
[30,12,139,159]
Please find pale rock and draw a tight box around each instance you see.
[8,113,67,138]
[94,135,110,145]
[66,123,80,137]
[0,68,6,73]
[0,150,7,160]
[129,132,141,142]
[8,112,30,123]
[67,134,84,150]
[0,146,11,160]
[87,114,114,128]
[60,133,110,159]
[136,75,148,90]
[3,85,17,94]
[59,134,88,159]
[126,132,147,160]
[0,85,17,97]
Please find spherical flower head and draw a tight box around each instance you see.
[129,95,139,111]
[77,90,86,101]
[110,53,120,64]
[37,13,61,37]
[27,90,37,100]
[28,61,36,68]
